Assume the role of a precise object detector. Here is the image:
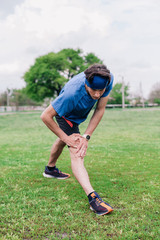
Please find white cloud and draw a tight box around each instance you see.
[0,0,160,97]
[0,62,20,73]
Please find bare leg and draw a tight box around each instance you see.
[69,147,94,195]
[47,138,66,167]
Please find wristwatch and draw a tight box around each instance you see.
[82,134,91,141]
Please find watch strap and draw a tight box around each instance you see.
[82,134,91,141]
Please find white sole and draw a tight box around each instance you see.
[90,206,113,216]
[43,172,69,180]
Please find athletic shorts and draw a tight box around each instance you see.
[55,115,80,136]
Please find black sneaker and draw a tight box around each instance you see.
[43,166,70,179]
[89,192,113,215]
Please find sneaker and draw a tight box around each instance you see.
[89,192,113,216]
[43,166,70,180]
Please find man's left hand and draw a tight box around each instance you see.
[76,137,88,158]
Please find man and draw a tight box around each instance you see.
[41,63,114,216]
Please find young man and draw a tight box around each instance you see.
[41,63,114,215]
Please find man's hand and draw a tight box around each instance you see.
[76,137,88,158]
[64,133,88,158]
[63,134,82,148]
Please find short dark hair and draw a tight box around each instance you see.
[84,63,111,84]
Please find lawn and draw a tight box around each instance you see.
[0,109,159,240]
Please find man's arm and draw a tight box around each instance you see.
[41,104,80,148]
[84,94,110,136]
[77,95,110,157]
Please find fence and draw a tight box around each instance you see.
[0,106,45,112]
[0,104,159,113]
[106,103,159,108]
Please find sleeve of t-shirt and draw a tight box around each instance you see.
[101,73,114,98]
[51,89,76,117]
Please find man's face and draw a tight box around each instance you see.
[85,85,106,100]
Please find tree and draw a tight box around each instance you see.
[0,89,40,107]
[23,48,103,102]
[108,83,129,104]
[84,53,103,67]
[0,91,7,106]
[149,82,160,104]
[58,48,84,79]
[24,52,66,102]
[10,89,40,107]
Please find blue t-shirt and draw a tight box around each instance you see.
[51,72,114,124]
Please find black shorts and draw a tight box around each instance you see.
[55,115,80,136]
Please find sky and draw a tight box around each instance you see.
[0,0,160,98]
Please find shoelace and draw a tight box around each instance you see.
[90,195,103,206]
[95,197,103,206]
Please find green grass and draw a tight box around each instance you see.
[0,109,160,240]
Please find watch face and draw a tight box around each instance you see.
[86,135,90,140]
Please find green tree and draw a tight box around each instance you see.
[0,89,39,108]
[58,48,84,79]
[149,82,160,104]
[0,91,7,106]
[84,53,103,67]
[10,89,40,107]
[23,48,103,102]
[108,83,129,104]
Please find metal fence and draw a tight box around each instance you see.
[0,106,45,112]
[0,104,159,113]
[106,103,159,108]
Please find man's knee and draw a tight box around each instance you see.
[69,147,84,162]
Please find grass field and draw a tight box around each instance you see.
[0,109,160,240]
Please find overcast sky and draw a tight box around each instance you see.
[0,0,160,98]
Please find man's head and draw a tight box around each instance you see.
[84,64,111,100]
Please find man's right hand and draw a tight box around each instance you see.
[63,133,82,148]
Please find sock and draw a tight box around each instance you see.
[47,166,56,171]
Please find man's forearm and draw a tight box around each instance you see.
[40,105,81,148]
[84,108,105,136]
[41,114,68,142]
